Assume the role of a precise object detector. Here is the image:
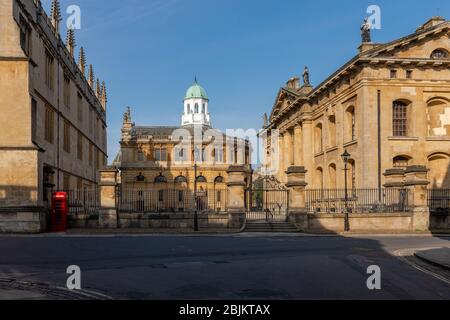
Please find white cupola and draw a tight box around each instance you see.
[181,78,211,127]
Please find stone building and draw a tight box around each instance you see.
[263,17,450,190]
[0,0,108,232]
[114,80,251,212]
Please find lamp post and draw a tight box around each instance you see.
[193,148,199,232]
[341,149,351,232]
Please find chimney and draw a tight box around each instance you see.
[286,77,300,90]
[416,16,446,32]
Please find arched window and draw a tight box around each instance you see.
[154,173,167,183]
[431,49,449,60]
[328,163,337,189]
[428,153,450,188]
[202,104,206,113]
[349,159,356,190]
[345,106,356,142]
[174,175,187,184]
[328,115,337,147]
[187,104,191,114]
[427,99,449,137]
[393,101,409,137]
[196,175,207,183]
[195,103,199,113]
[315,167,324,189]
[214,176,225,184]
[315,123,323,153]
[393,156,411,168]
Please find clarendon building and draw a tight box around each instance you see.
[262,17,450,191]
[113,80,252,213]
[0,0,108,231]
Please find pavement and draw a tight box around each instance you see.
[0,233,449,300]
[415,248,450,270]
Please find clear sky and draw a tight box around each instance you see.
[43,0,449,162]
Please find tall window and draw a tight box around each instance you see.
[89,143,93,166]
[154,148,167,161]
[63,174,71,190]
[328,115,336,147]
[45,50,54,90]
[345,106,356,142]
[77,93,83,122]
[393,101,408,137]
[77,132,83,160]
[195,103,199,113]
[174,148,187,162]
[315,123,323,153]
[19,15,31,55]
[63,121,71,153]
[63,76,70,107]
[44,106,54,144]
[137,150,144,161]
[31,98,37,142]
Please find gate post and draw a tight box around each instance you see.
[286,166,308,231]
[226,165,248,229]
[99,168,119,229]
[404,166,430,232]
[383,168,405,188]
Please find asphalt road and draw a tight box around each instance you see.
[0,233,449,300]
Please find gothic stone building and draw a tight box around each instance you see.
[0,0,108,232]
[114,81,251,212]
[263,17,450,190]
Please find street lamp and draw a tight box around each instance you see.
[193,147,200,232]
[341,149,351,232]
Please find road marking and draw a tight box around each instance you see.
[393,248,450,285]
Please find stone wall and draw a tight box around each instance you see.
[118,213,232,230]
[290,212,419,233]
[0,207,46,234]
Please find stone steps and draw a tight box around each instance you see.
[245,222,298,233]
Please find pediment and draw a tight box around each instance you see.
[365,22,450,60]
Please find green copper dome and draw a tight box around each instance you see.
[184,80,208,100]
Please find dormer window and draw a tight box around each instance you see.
[431,49,449,59]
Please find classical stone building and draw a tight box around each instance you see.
[114,81,251,213]
[0,0,108,232]
[263,17,450,190]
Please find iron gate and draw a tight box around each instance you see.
[246,188,289,222]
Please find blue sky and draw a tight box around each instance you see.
[43,0,449,161]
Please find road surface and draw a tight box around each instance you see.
[0,233,449,300]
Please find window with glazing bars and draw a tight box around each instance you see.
[393,102,408,137]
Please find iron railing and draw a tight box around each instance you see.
[305,188,410,214]
[118,189,228,213]
[428,189,450,213]
[62,189,100,216]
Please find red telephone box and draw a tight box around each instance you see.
[51,192,68,232]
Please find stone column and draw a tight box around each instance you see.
[293,125,302,166]
[285,129,294,169]
[277,134,285,183]
[99,169,119,229]
[226,165,248,229]
[286,166,308,231]
[383,168,405,188]
[404,166,430,232]
[301,120,313,185]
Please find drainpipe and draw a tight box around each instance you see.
[377,90,382,201]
